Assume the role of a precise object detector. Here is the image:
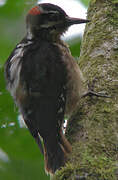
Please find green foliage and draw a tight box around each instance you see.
[68,37,81,58]
[79,0,90,7]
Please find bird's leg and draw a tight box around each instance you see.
[81,79,111,98]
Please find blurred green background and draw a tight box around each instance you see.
[0,0,89,179]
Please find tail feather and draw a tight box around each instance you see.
[43,132,72,174]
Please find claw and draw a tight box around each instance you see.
[81,90,111,98]
[82,78,111,98]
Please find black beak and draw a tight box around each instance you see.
[66,16,90,26]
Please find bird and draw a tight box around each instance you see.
[4,3,89,174]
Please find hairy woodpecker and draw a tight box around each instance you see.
[4,3,89,174]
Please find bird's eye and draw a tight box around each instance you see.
[48,12,60,21]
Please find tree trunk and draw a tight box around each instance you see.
[53,0,118,179]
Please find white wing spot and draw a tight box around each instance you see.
[58,107,63,113]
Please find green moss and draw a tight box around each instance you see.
[90,0,96,4]
[53,147,117,180]
[53,163,75,180]
[112,0,118,4]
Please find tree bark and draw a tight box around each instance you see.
[53,0,118,179]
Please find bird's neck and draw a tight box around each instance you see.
[27,28,61,43]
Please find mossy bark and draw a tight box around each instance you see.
[53,0,118,179]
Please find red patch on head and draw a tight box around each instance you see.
[29,6,41,15]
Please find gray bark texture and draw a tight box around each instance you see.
[53,0,118,179]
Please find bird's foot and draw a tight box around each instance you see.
[81,78,111,98]
[81,90,111,98]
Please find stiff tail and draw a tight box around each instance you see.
[43,131,72,174]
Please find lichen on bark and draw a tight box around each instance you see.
[53,0,118,179]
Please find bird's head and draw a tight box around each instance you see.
[26,3,89,40]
